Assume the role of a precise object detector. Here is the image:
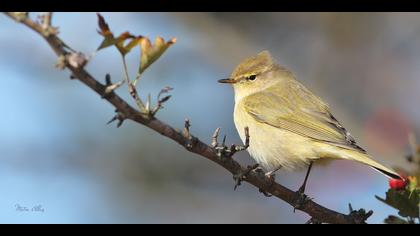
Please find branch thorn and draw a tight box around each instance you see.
[348,203,373,224]
[107,111,126,128]
[183,119,194,149]
[233,164,260,190]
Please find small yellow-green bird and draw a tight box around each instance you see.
[219,51,401,193]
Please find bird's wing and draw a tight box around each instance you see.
[242,80,366,153]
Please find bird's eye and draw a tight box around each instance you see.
[247,75,257,81]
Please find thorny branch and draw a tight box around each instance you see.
[4,12,373,224]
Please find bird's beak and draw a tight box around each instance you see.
[218,78,236,84]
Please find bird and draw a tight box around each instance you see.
[218,50,402,194]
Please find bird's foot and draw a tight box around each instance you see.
[293,186,312,212]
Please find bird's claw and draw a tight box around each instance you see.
[293,188,312,212]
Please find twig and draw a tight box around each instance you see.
[42,12,52,29]
[4,12,372,224]
[211,127,221,148]
[121,56,146,111]
[212,126,249,158]
[103,74,125,97]
[183,119,196,149]
[37,12,58,37]
[150,86,173,116]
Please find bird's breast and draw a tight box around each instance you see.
[233,100,317,171]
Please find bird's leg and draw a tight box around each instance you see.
[298,161,313,194]
[293,161,313,212]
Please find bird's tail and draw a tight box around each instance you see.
[346,151,402,180]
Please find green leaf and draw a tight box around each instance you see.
[119,36,142,56]
[138,36,176,74]
[376,188,420,218]
[117,35,143,56]
[114,32,135,56]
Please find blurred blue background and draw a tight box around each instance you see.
[0,12,419,223]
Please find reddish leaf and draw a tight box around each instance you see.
[96,14,135,55]
[116,35,141,56]
[97,13,111,36]
[96,14,176,69]
[97,13,116,51]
